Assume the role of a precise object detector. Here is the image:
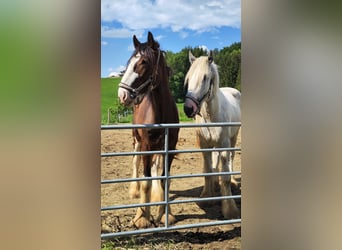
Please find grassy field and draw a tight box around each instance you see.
[101,77,192,124]
[101,77,119,120]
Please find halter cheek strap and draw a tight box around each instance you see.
[185,79,213,111]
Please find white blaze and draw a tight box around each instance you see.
[118,53,141,104]
[121,53,140,86]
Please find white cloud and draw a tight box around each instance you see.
[108,65,126,76]
[109,65,126,72]
[101,0,240,37]
[116,65,126,72]
[101,41,108,45]
[101,26,144,38]
[179,31,189,39]
[198,45,209,53]
[154,35,163,42]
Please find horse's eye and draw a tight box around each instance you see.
[141,59,147,65]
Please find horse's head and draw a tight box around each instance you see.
[118,31,161,106]
[183,50,217,118]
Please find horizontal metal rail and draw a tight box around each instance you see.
[101,147,241,157]
[102,195,241,211]
[101,171,241,184]
[101,122,241,130]
[101,219,242,239]
[101,122,242,238]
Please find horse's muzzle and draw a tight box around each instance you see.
[118,88,134,106]
[184,98,198,118]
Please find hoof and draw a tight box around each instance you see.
[222,200,241,219]
[160,213,176,225]
[132,216,151,228]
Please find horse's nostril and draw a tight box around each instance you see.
[184,105,193,117]
[122,92,127,101]
[119,91,128,104]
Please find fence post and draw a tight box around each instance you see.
[164,127,169,227]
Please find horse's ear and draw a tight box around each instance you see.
[133,35,140,49]
[147,31,154,46]
[147,31,160,50]
[189,51,196,64]
[208,50,214,64]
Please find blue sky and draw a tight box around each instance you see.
[101,0,241,77]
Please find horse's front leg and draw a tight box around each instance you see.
[220,151,240,219]
[211,151,220,191]
[132,154,152,228]
[200,151,216,199]
[129,138,141,199]
[151,154,163,203]
[155,155,176,226]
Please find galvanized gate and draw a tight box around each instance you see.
[101,122,241,239]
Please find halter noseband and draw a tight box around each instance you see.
[119,76,153,99]
[185,78,214,114]
[119,49,161,105]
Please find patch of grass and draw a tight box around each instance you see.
[101,77,119,117]
[101,77,132,124]
[176,103,193,122]
[101,77,120,124]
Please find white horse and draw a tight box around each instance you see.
[183,51,241,219]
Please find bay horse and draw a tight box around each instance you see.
[183,50,241,219]
[118,32,179,228]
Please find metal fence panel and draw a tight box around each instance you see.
[101,122,241,239]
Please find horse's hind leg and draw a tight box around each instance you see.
[229,134,240,188]
[129,139,141,199]
[220,151,240,219]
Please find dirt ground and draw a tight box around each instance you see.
[101,124,241,249]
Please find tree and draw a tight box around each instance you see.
[214,43,241,90]
[166,46,208,102]
[165,42,241,103]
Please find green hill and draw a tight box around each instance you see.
[101,77,118,119]
[101,77,132,124]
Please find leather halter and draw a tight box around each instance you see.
[185,77,214,115]
[119,49,161,105]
